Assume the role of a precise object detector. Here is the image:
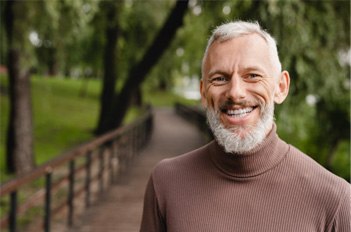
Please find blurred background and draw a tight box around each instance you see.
[0,0,350,183]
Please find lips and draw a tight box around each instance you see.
[225,107,255,118]
[218,100,259,125]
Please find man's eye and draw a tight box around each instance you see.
[210,76,228,85]
[245,73,262,81]
[248,73,260,78]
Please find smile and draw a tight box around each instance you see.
[222,107,256,118]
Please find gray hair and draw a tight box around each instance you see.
[201,21,282,78]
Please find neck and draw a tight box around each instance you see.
[209,124,289,178]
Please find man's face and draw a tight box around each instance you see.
[201,34,288,151]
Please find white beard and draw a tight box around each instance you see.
[206,103,274,154]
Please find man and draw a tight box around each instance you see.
[140,21,350,231]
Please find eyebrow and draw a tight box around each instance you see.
[207,65,267,77]
[241,65,266,73]
[207,70,229,77]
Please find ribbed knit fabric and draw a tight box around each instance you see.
[140,126,351,232]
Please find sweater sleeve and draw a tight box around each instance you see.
[140,176,166,232]
[327,185,351,232]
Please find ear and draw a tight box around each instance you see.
[200,79,208,108]
[274,71,290,104]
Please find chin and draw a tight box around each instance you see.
[225,123,255,138]
[206,103,275,154]
[229,129,249,140]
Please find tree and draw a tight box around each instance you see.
[32,0,99,76]
[95,0,122,134]
[2,0,98,174]
[95,0,189,134]
[4,0,35,174]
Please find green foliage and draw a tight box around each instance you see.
[0,2,7,64]
[26,0,99,75]
[117,0,175,88]
[331,141,351,180]
[0,75,101,181]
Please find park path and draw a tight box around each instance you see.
[68,107,208,232]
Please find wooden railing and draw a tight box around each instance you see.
[0,108,153,232]
[174,102,213,140]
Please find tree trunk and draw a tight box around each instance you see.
[47,47,58,76]
[131,87,143,107]
[5,0,35,174]
[102,0,189,133]
[95,1,121,135]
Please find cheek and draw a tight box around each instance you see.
[205,93,216,109]
[249,81,275,105]
[204,86,223,109]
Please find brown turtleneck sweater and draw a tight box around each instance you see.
[140,126,350,232]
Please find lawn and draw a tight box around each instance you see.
[0,75,199,182]
[0,76,102,181]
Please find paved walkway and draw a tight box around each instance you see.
[69,107,208,232]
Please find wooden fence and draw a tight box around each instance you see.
[0,109,153,232]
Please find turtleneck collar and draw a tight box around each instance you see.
[208,124,290,178]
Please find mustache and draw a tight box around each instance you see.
[219,99,262,110]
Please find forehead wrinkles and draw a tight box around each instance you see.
[205,35,274,77]
[202,30,281,78]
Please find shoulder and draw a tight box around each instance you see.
[287,145,349,188]
[152,141,213,178]
[286,144,350,221]
[149,141,214,206]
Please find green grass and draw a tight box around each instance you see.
[0,75,197,182]
[0,75,101,181]
[32,77,101,157]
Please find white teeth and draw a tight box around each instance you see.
[227,107,253,117]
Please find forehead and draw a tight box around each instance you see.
[204,34,273,73]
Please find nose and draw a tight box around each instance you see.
[225,75,246,101]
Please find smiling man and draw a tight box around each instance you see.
[140,21,350,232]
[201,30,289,154]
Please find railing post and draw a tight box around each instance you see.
[113,140,120,182]
[98,147,104,194]
[130,131,134,160]
[67,160,75,227]
[44,170,52,232]
[138,124,143,150]
[9,191,17,232]
[85,152,92,208]
[133,128,137,154]
[109,143,115,184]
